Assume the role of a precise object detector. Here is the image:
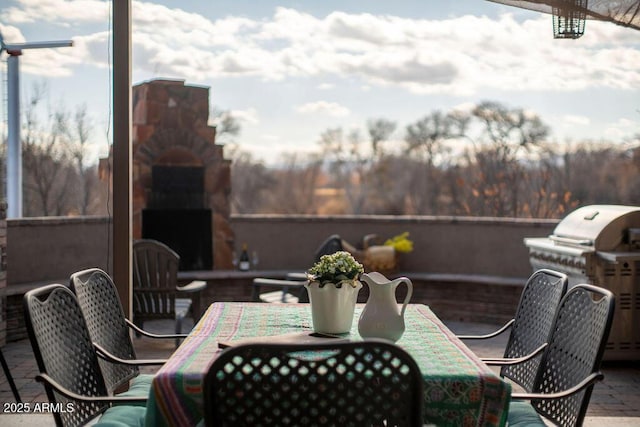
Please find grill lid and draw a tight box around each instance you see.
[552,205,640,251]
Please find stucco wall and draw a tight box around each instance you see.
[7,216,112,284]
[232,215,558,279]
[6,214,558,286]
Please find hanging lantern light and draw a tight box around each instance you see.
[553,0,588,39]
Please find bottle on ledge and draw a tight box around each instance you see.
[238,243,251,271]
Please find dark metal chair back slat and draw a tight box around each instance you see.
[459,269,569,393]
[531,284,615,427]
[501,269,569,390]
[70,268,139,394]
[204,340,424,427]
[23,284,110,427]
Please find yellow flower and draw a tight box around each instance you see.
[384,232,414,253]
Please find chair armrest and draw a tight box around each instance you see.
[253,278,306,289]
[511,372,604,400]
[94,343,166,366]
[126,319,188,339]
[252,278,306,302]
[482,343,547,365]
[35,373,147,404]
[457,318,515,340]
[176,280,206,293]
[285,272,307,281]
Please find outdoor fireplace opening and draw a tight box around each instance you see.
[142,208,212,270]
[149,165,204,209]
[142,164,213,270]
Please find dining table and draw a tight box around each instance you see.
[145,302,511,427]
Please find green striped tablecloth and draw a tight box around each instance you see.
[145,302,510,427]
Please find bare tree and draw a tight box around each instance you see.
[211,108,241,144]
[65,104,99,215]
[228,147,275,214]
[317,127,374,214]
[17,83,108,217]
[264,153,323,214]
[467,101,550,216]
[367,118,396,156]
[22,86,73,216]
[403,111,457,214]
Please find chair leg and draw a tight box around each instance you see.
[132,316,143,338]
[175,317,183,348]
[0,348,21,403]
[297,286,309,303]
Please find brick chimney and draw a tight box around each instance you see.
[132,79,233,269]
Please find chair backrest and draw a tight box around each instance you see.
[294,235,344,303]
[204,340,424,427]
[500,269,568,391]
[313,234,344,262]
[24,284,109,427]
[531,284,615,427]
[501,269,568,391]
[133,239,180,321]
[70,268,139,394]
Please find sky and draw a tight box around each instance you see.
[0,0,639,166]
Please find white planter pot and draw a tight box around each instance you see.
[304,280,362,334]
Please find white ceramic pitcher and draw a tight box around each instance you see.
[358,272,413,342]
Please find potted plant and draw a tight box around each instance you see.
[304,251,364,334]
[352,232,414,275]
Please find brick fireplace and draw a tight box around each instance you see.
[132,79,233,270]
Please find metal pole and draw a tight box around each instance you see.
[1,38,71,218]
[6,52,21,218]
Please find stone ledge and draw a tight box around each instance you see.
[4,272,526,342]
[5,279,68,296]
[178,270,526,326]
[400,272,524,287]
[177,269,292,282]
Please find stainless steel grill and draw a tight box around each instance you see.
[524,205,640,361]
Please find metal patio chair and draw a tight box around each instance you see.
[23,284,147,427]
[70,268,171,395]
[251,234,344,303]
[203,339,424,427]
[508,284,615,427]
[133,239,206,345]
[458,268,568,391]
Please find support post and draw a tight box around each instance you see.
[112,0,132,316]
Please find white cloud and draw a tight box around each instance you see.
[0,0,108,24]
[563,115,591,126]
[231,107,260,125]
[451,102,476,114]
[295,101,350,117]
[260,134,280,141]
[3,1,640,96]
[317,83,335,90]
[603,117,637,140]
[0,24,79,77]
